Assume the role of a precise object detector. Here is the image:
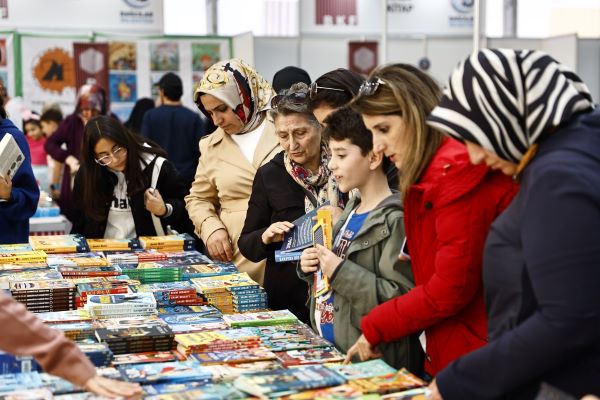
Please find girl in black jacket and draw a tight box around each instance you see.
[72,115,188,238]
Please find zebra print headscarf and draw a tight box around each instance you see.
[427,48,594,163]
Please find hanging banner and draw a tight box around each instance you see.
[73,42,109,95]
[21,36,82,114]
[348,41,378,76]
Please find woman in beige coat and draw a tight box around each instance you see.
[185,59,280,285]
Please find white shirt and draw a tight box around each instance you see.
[230,119,266,164]
[104,171,136,239]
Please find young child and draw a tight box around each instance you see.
[23,111,48,191]
[298,107,422,372]
[40,108,64,199]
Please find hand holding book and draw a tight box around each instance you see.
[314,244,342,278]
[261,221,294,245]
[300,248,319,274]
[0,172,11,200]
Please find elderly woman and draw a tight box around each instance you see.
[238,82,348,324]
[426,49,600,399]
[185,59,280,284]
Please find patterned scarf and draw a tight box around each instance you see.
[284,142,343,213]
[194,58,274,134]
[427,48,594,163]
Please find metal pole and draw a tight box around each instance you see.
[381,0,387,64]
[473,0,481,52]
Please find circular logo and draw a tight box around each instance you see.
[33,48,75,93]
[418,57,431,71]
[123,0,150,9]
[451,0,474,13]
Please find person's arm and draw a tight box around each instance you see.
[154,159,187,225]
[44,118,71,163]
[184,141,226,244]
[238,169,280,262]
[0,131,39,219]
[437,167,600,399]
[330,213,414,316]
[360,197,488,347]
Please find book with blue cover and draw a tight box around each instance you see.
[0,372,43,394]
[118,360,212,384]
[327,359,397,380]
[144,385,247,399]
[274,208,318,263]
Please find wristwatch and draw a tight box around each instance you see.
[50,183,60,191]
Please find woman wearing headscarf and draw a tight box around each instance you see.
[185,59,280,284]
[238,82,348,324]
[426,49,600,399]
[45,84,108,221]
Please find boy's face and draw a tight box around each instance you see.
[40,120,58,137]
[24,122,44,140]
[328,138,372,193]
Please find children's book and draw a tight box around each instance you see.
[327,359,397,380]
[347,368,427,394]
[0,133,24,180]
[0,372,43,394]
[144,385,247,400]
[283,384,368,399]
[0,250,47,265]
[275,347,345,367]
[29,234,90,254]
[380,388,433,399]
[233,365,347,398]
[313,208,333,297]
[112,351,181,366]
[86,238,142,252]
[118,360,212,384]
[275,208,319,263]
[203,360,283,383]
[223,309,298,328]
[192,347,277,365]
[0,387,53,399]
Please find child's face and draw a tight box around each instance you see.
[328,138,373,193]
[40,120,58,137]
[24,122,44,140]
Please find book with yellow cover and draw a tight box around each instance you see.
[0,250,47,264]
[29,234,90,254]
[313,209,333,297]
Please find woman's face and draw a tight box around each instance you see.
[94,137,128,172]
[275,113,322,171]
[465,141,518,176]
[312,104,336,127]
[200,94,244,135]
[80,107,99,123]
[362,114,407,169]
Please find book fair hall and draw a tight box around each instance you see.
[0,0,599,399]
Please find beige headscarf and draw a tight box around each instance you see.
[194,59,274,134]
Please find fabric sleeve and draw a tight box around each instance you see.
[437,166,600,399]
[331,213,414,316]
[184,141,226,243]
[156,159,187,226]
[0,130,39,220]
[0,294,96,387]
[360,195,488,346]
[44,119,71,162]
[238,169,276,262]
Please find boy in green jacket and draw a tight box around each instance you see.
[298,107,422,372]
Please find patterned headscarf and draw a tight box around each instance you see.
[427,48,594,163]
[76,84,108,115]
[195,59,274,134]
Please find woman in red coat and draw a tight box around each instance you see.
[345,64,518,376]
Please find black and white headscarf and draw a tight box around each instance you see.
[427,48,594,163]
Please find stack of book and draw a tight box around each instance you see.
[29,234,90,254]
[103,249,168,265]
[93,316,175,355]
[203,360,283,383]
[112,351,182,366]
[275,347,345,367]
[76,342,114,367]
[223,309,298,328]
[51,321,96,341]
[46,252,110,268]
[86,238,142,252]
[131,281,203,307]
[10,279,76,312]
[119,262,182,283]
[143,382,247,399]
[174,328,261,356]
[192,347,278,365]
[118,360,212,385]
[0,269,63,289]
[36,309,92,324]
[157,305,228,333]
[253,323,332,352]
[57,264,123,279]
[75,280,131,307]
[84,293,158,319]
[191,272,268,314]
[0,250,47,265]
[139,234,196,252]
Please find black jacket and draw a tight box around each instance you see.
[71,156,189,238]
[238,151,310,324]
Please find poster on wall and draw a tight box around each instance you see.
[191,42,223,93]
[348,41,378,76]
[21,36,81,114]
[73,43,109,96]
[150,42,179,71]
[109,42,137,71]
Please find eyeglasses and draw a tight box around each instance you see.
[271,91,309,109]
[357,77,386,98]
[95,146,126,166]
[309,82,345,99]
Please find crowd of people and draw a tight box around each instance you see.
[0,48,598,399]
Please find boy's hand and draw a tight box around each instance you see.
[315,244,342,277]
[300,247,319,274]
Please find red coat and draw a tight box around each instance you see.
[361,138,518,375]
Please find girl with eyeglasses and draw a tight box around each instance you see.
[71,115,189,239]
[345,64,518,378]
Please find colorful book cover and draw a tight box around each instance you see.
[112,351,180,366]
[29,234,89,254]
[144,385,247,399]
[0,372,43,393]
[327,359,397,380]
[275,347,345,367]
[35,309,91,324]
[380,388,432,399]
[0,243,33,253]
[179,262,238,279]
[10,279,75,292]
[203,360,283,383]
[347,368,427,394]
[47,252,110,267]
[284,384,368,399]
[191,272,259,294]
[192,347,277,365]
[174,328,260,349]
[313,208,333,297]
[118,360,211,383]
[0,387,53,399]
[156,305,219,315]
[233,365,347,398]
[223,310,298,327]
[0,250,47,264]
[86,238,142,251]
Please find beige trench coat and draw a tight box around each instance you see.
[185,120,281,285]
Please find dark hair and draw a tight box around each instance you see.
[79,115,167,221]
[125,98,155,134]
[159,73,183,101]
[272,66,311,94]
[23,118,41,129]
[351,63,442,198]
[269,82,320,128]
[40,109,63,123]
[309,68,364,110]
[323,106,372,155]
